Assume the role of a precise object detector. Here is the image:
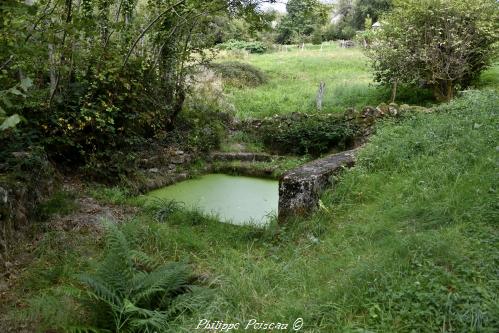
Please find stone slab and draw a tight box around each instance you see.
[278,149,357,222]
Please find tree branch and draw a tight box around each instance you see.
[122,0,187,67]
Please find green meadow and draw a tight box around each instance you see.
[221,43,434,118]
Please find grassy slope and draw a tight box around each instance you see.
[8,88,497,332]
[3,59,498,331]
[175,90,496,332]
[222,43,433,118]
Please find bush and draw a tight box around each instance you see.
[81,150,140,183]
[311,27,323,45]
[258,114,359,155]
[324,23,356,41]
[209,61,268,88]
[216,39,267,54]
[364,0,498,101]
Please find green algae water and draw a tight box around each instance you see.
[146,174,278,226]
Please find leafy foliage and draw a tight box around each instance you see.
[326,0,393,39]
[0,78,32,132]
[216,39,268,54]
[364,0,499,101]
[258,114,359,155]
[0,0,270,180]
[75,223,209,333]
[276,0,330,44]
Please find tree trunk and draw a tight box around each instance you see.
[48,44,57,95]
[49,0,73,106]
[433,80,454,102]
[166,86,186,130]
[445,80,453,101]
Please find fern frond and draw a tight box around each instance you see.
[78,274,122,308]
[96,223,135,294]
[103,222,130,256]
[163,285,214,317]
[96,257,132,297]
[73,224,207,332]
[130,249,160,271]
[52,285,84,299]
[123,299,170,332]
[131,262,190,304]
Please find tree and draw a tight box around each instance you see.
[276,0,329,44]
[0,0,271,169]
[364,0,499,101]
[324,0,392,41]
[351,0,392,30]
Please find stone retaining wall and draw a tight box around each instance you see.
[210,152,272,162]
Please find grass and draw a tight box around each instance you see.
[476,62,499,90]
[220,42,434,118]
[35,191,79,221]
[88,185,131,205]
[3,89,497,332]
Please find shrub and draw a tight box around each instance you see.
[169,112,226,154]
[216,39,267,54]
[81,150,140,184]
[209,61,268,88]
[74,224,210,333]
[364,0,499,101]
[311,27,323,45]
[258,114,359,155]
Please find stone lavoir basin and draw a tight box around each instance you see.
[146,174,278,226]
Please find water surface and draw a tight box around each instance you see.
[146,174,278,226]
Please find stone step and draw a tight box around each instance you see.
[211,160,275,178]
[210,152,274,162]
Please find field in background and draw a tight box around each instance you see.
[220,42,434,118]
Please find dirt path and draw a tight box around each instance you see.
[48,179,138,231]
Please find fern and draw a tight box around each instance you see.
[130,250,160,271]
[146,198,184,223]
[73,223,209,333]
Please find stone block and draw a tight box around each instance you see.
[278,149,357,222]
